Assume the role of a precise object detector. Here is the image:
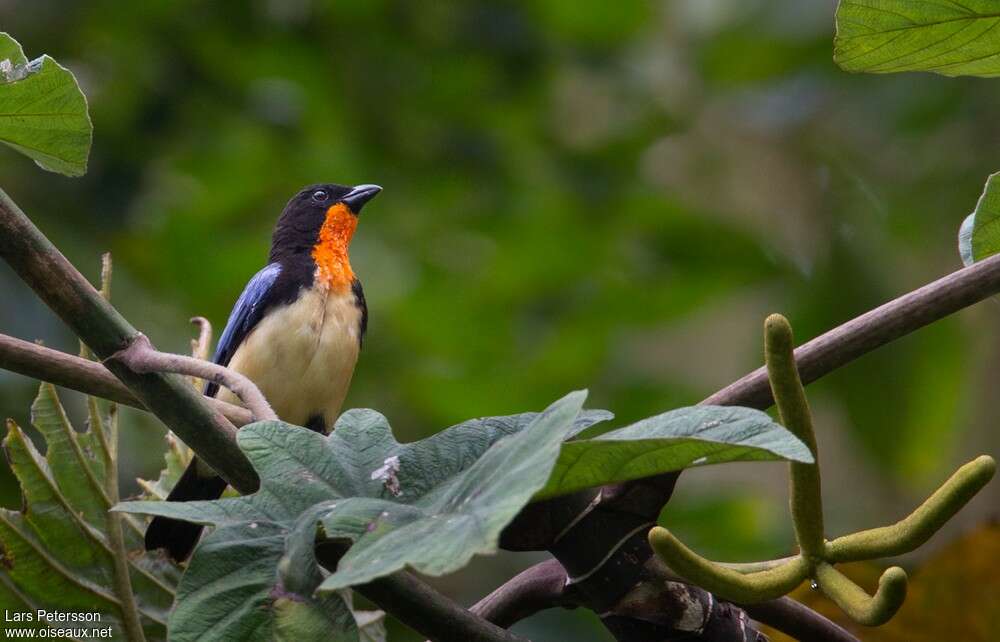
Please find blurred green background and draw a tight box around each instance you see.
[1,1,998,639]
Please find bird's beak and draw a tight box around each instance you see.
[342,184,382,214]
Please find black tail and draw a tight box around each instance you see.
[144,458,228,562]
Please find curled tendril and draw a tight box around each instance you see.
[649,313,996,627]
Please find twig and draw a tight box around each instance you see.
[0,187,258,494]
[0,332,253,426]
[702,251,1000,409]
[190,316,212,361]
[188,316,213,389]
[110,333,276,422]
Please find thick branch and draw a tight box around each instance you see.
[0,332,254,426]
[0,188,258,494]
[360,573,527,642]
[110,333,276,422]
[703,251,1000,409]
[475,558,859,642]
[315,542,526,642]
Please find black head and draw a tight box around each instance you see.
[269,183,381,260]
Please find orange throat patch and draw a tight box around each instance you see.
[312,203,357,292]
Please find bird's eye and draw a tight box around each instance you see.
[311,190,328,202]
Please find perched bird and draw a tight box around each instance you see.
[145,182,380,561]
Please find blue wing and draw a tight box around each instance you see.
[205,263,283,397]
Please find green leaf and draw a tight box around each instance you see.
[117,392,588,600]
[0,383,178,640]
[958,172,1000,266]
[0,32,92,176]
[834,1,1000,77]
[534,405,815,500]
[322,390,587,589]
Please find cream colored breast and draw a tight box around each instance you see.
[218,283,362,429]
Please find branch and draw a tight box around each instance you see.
[470,558,576,628]
[109,333,277,422]
[0,332,254,426]
[315,542,527,642]
[703,251,1000,409]
[0,187,258,494]
[473,557,859,642]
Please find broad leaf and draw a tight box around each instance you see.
[834,1,1000,77]
[117,392,588,615]
[533,405,814,500]
[959,172,1000,265]
[0,33,92,176]
[0,383,178,640]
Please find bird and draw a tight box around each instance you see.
[144,182,380,562]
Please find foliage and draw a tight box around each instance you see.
[536,405,813,499]
[0,33,91,176]
[0,383,178,640]
[116,392,810,638]
[835,1,1000,77]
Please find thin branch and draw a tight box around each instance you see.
[0,187,258,494]
[0,332,253,426]
[109,333,277,422]
[702,251,1000,409]
[742,597,859,642]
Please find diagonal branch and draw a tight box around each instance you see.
[315,542,528,642]
[703,251,1000,409]
[0,188,259,493]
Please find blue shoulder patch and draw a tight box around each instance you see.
[205,263,282,397]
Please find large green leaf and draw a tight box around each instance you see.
[117,393,594,637]
[533,405,814,500]
[959,172,1000,266]
[0,383,179,640]
[834,1,1000,77]
[0,33,92,176]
